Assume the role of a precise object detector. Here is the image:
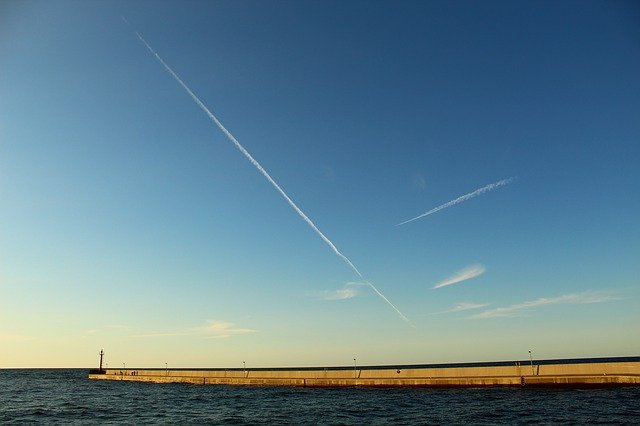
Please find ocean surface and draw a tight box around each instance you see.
[1,369,639,424]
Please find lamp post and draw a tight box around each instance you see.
[354,358,357,379]
[243,361,246,377]
[165,362,168,376]
[529,350,534,375]
[99,349,104,372]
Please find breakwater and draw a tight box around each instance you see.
[88,356,640,387]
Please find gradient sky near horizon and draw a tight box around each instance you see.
[1,0,639,368]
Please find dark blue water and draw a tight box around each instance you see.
[1,369,639,424]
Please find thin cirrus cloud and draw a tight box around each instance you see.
[0,334,34,342]
[428,302,490,316]
[199,321,258,339]
[134,320,257,339]
[412,173,427,192]
[433,264,486,289]
[443,302,490,314]
[320,282,364,300]
[469,291,617,319]
[82,324,133,337]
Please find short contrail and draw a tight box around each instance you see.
[124,19,410,324]
[396,177,514,226]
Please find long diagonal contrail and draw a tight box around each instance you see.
[396,177,514,226]
[124,19,411,324]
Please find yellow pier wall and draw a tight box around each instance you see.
[89,361,640,387]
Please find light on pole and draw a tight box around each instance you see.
[165,362,168,376]
[529,350,534,375]
[354,358,357,379]
[243,361,246,377]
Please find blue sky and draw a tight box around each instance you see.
[1,0,639,367]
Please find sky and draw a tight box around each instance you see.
[1,0,639,368]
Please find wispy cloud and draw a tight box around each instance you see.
[428,302,490,316]
[444,302,490,313]
[320,282,363,300]
[433,264,485,289]
[106,324,133,330]
[125,18,410,325]
[469,291,616,319]
[412,173,427,192]
[396,177,514,226]
[316,281,413,326]
[135,320,257,339]
[81,324,133,337]
[322,165,336,182]
[0,334,35,342]
[198,321,258,339]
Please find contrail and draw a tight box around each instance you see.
[124,19,411,324]
[396,177,514,226]
[364,281,412,324]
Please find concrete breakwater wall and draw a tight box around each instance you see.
[89,357,640,387]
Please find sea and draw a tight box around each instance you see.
[1,369,639,424]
